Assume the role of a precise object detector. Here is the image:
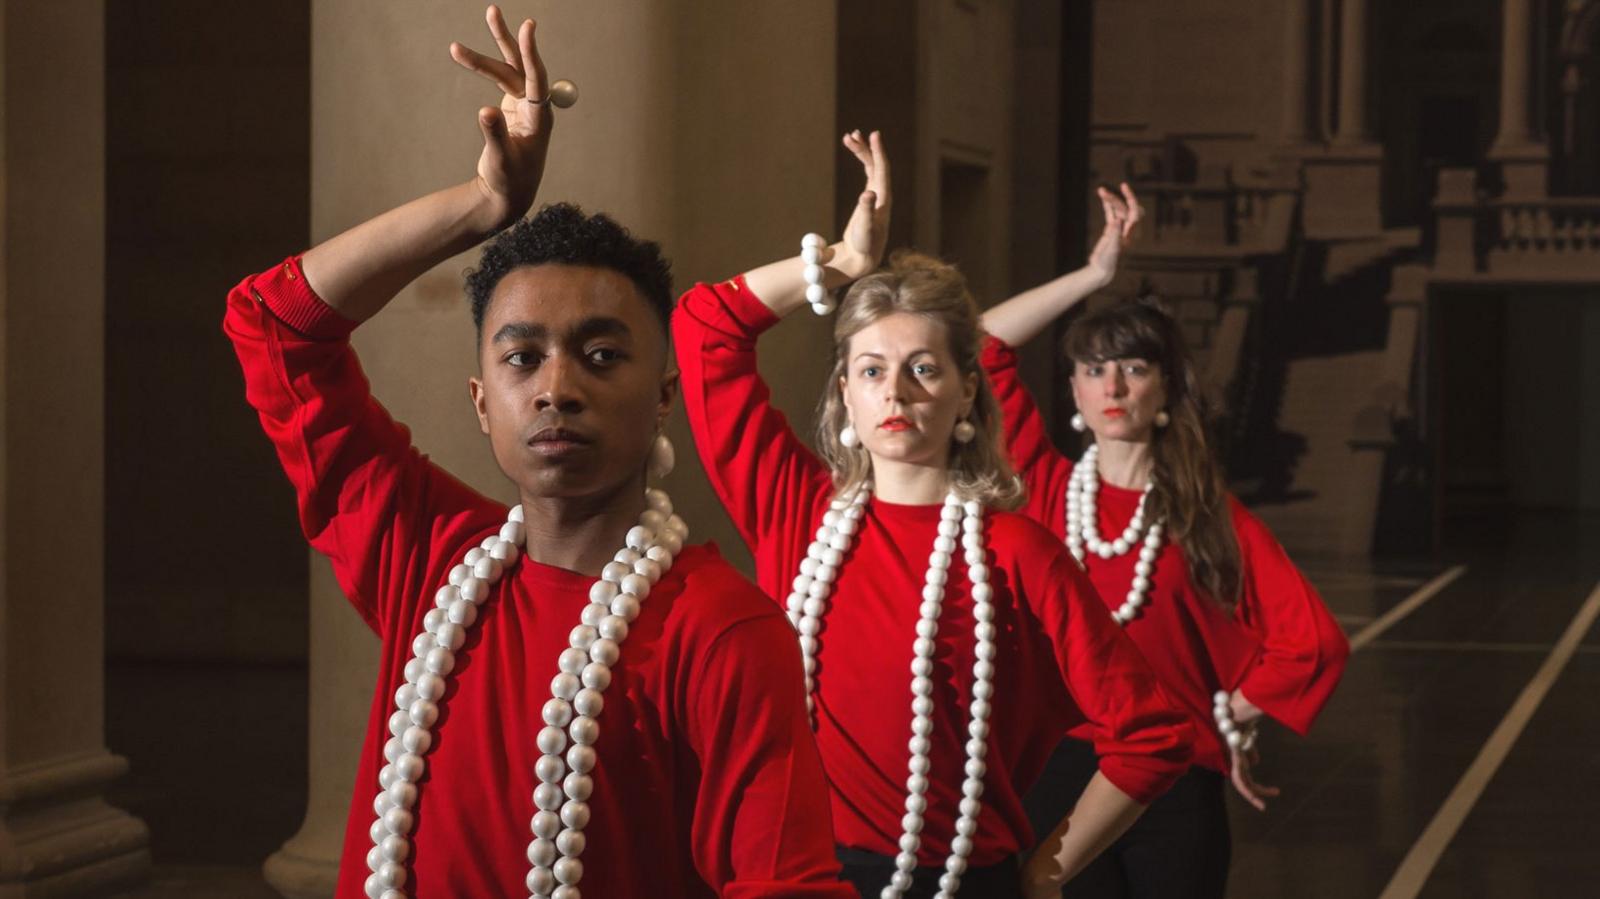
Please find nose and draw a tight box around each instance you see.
[532,352,585,414]
[888,368,915,404]
[1103,368,1127,399]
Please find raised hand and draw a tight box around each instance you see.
[1085,182,1143,285]
[450,5,554,227]
[834,130,892,280]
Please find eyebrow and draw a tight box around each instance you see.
[852,349,938,362]
[490,316,634,345]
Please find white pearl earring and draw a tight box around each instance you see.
[648,433,675,478]
[1070,413,1086,433]
[952,419,976,444]
[1155,410,1171,428]
[839,424,859,448]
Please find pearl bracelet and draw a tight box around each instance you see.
[1213,690,1258,752]
[800,233,833,315]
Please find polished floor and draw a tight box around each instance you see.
[1228,508,1600,898]
[102,508,1600,897]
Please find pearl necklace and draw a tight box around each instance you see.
[1065,444,1164,625]
[362,489,687,899]
[1068,451,1253,755]
[785,482,996,899]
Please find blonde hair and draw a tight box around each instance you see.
[815,251,1023,510]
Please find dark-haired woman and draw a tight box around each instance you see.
[978,184,1349,898]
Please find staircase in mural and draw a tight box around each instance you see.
[1227,231,1418,559]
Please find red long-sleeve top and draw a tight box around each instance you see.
[225,257,853,898]
[980,336,1349,772]
[673,277,1194,866]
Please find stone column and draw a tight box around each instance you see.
[0,1,151,894]
[1301,0,1382,236]
[263,2,839,894]
[263,560,377,897]
[1489,0,1549,197]
[1280,0,1316,145]
[1332,0,1371,145]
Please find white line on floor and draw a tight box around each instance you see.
[1377,578,1600,899]
[1363,639,1600,654]
[1348,566,1468,652]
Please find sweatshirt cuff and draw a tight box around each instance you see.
[979,334,1018,372]
[251,255,359,340]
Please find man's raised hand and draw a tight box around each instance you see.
[450,5,553,228]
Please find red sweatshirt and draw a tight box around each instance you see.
[226,257,853,898]
[981,336,1350,772]
[673,277,1193,867]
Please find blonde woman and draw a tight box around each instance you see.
[672,134,1193,898]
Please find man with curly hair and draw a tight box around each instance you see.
[224,8,848,898]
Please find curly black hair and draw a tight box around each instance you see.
[465,203,674,338]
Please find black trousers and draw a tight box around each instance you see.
[1022,738,1230,899]
[836,845,1022,898]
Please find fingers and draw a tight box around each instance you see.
[1120,181,1143,240]
[485,5,520,67]
[867,130,890,206]
[451,42,523,96]
[841,130,891,208]
[478,105,506,142]
[1231,768,1268,812]
[842,129,869,156]
[477,105,508,171]
[520,18,549,105]
[1097,187,1121,231]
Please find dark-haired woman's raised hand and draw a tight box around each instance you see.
[449,4,554,229]
[980,181,1144,347]
[1085,182,1143,285]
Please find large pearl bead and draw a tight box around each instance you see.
[553,856,583,886]
[556,827,587,857]
[560,799,592,830]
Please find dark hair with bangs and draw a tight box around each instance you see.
[1063,298,1242,607]
[465,203,673,339]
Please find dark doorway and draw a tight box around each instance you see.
[104,0,312,870]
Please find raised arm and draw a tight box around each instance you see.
[672,132,892,583]
[741,130,891,317]
[981,183,1142,347]
[301,5,553,322]
[224,6,558,629]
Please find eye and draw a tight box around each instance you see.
[587,345,626,366]
[505,350,540,368]
[860,365,881,379]
[1085,363,1104,377]
[913,362,937,377]
[1123,361,1150,377]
